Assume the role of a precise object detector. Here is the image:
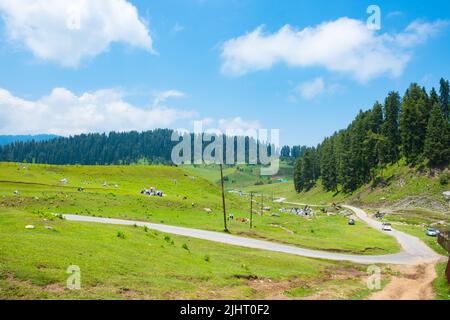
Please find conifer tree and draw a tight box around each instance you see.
[424,103,450,166]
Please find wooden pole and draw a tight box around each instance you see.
[250,192,253,229]
[219,164,228,232]
[261,193,263,215]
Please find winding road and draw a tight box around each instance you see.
[63,205,443,265]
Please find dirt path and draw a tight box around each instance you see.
[369,263,437,300]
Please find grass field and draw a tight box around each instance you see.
[0,162,399,255]
[433,262,450,300]
[0,208,380,299]
[183,162,293,188]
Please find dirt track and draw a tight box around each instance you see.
[369,263,438,300]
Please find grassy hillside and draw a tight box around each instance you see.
[243,160,449,213]
[0,162,399,299]
[184,162,293,188]
[0,162,398,255]
[0,209,378,300]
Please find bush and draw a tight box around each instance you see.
[204,255,210,262]
[440,174,449,186]
[117,231,126,239]
[182,243,189,251]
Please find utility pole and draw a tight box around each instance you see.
[219,164,228,233]
[261,193,264,215]
[250,192,253,229]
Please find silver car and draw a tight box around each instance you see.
[426,228,439,237]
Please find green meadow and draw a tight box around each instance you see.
[0,208,381,300]
[0,162,402,299]
[0,162,399,255]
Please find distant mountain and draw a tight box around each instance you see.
[0,135,59,146]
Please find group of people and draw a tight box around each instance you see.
[279,206,314,216]
[141,187,164,197]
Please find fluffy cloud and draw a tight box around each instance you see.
[296,77,325,100]
[153,90,185,107]
[0,0,154,66]
[220,18,447,82]
[0,87,196,135]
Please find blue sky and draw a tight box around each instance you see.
[0,0,449,146]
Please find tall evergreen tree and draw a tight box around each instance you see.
[424,103,450,166]
[293,157,304,192]
[280,145,291,158]
[430,87,439,108]
[382,91,401,163]
[320,138,338,192]
[370,102,384,134]
[400,83,428,163]
[439,78,450,119]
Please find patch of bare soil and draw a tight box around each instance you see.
[369,263,437,300]
[246,266,367,300]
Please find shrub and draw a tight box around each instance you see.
[440,174,449,186]
[117,231,126,239]
[182,243,189,251]
[204,255,210,262]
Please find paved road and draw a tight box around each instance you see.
[343,205,441,260]
[64,205,443,265]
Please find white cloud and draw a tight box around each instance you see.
[296,77,325,100]
[153,90,185,107]
[220,18,448,82]
[0,87,196,135]
[0,0,154,66]
[394,20,448,47]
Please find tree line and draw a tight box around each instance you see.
[0,129,273,165]
[294,78,450,194]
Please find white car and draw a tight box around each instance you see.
[426,228,439,237]
[382,223,392,231]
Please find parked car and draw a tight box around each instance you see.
[382,223,392,231]
[348,219,355,225]
[426,228,439,237]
